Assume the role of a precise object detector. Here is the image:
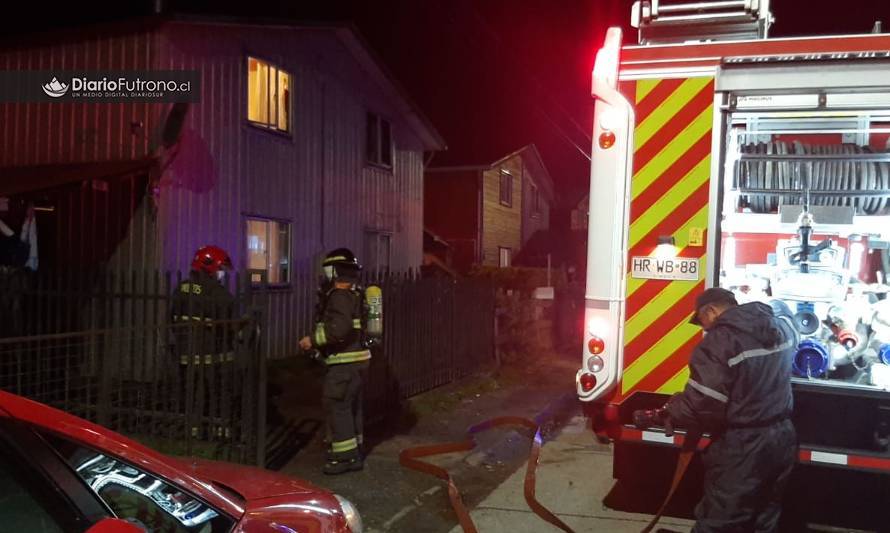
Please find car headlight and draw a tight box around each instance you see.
[334,494,363,533]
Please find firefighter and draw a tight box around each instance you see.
[633,287,799,533]
[170,245,237,438]
[299,248,370,475]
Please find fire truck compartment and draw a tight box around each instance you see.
[717,102,890,396]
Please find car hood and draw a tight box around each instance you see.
[182,458,325,502]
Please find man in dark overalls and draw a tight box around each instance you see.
[635,288,799,532]
[300,248,370,475]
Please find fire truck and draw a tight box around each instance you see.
[580,0,890,496]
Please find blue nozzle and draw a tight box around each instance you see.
[793,339,830,377]
[879,344,890,366]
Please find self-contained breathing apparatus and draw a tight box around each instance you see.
[306,248,383,361]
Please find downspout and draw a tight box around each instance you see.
[319,79,326,250]
[477,170,484,265]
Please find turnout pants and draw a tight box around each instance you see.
[693,419,797,533]
[323,361,369,460]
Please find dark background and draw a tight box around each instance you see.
[6,0,890,205]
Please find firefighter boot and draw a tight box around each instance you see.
[323,452,363,475]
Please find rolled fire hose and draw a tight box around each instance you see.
[399,416,700,533]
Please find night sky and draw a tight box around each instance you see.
[8,0,890,207]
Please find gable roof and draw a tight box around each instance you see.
[4,13,446,153]
[427,143,555,202]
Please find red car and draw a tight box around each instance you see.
[0,390,361,533]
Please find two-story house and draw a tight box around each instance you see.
[424,144,554,272]
[0,15,445,278]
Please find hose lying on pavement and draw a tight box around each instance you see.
[400,416,699,533]
[399,416,574,533]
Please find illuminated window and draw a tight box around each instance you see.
[499,170,513,207]
[366,112,393,168]
[246,217,291,285]
[247,57,291,132]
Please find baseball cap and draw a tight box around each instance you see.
[689,287,738,325]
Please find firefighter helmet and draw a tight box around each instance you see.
[322,248,362,281]
[191,245,232,276]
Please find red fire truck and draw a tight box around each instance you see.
[581,0,890,494]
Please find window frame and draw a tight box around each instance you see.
[244,215,293,288]
[246,55,292,136]
[364,229,393,274]
[530,183,540,218]
[499,169,513,208]
[0,420,112,531]
[366,111,394,170]
[498,246,512,268]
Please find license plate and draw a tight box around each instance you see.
[631,256,700,281]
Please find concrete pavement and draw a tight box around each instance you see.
[448,414,695,533]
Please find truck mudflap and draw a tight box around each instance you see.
[600,416,890,475]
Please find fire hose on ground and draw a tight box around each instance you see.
[399,415,698,533]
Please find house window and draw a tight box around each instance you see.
[499,247,512,268]
[366,112,393,168]
[365,230,392,273]
[247,57,291,133]
[499,170,513,207]
[246,217,291,285]
[531,184,540,217]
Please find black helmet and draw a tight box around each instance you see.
[322,248,362,281]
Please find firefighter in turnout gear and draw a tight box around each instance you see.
[300,248,371,475]
[170,245,237,438]
[633,288,798,533]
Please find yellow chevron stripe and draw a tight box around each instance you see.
[635,78,660,104]
[627,277,645,298]
[631,107,713,200]
[625,278,700,345]
[623,314,700,393]
[635,77,712,150]
[628,155,711,249]
[658,366,690,394]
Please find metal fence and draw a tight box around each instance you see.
[0,268,496,464]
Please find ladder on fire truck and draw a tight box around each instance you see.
[632,0,773,44]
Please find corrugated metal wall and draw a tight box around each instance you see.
[1,21,431,357]
[156,22,425,274]
[0,27,160,167]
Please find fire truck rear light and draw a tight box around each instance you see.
[588,317,607,337]
[580,373,597,392]
[598,131,617,149]
[587,355,604,373]
[588,336,605,355]
[593,27,622,90]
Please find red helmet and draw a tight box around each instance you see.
[191,245,232,275]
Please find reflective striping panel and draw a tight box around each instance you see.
[617,77,714,400]
[809,451,849,466]
[642,431,675,444]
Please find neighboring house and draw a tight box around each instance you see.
[424,144,554,272]
[0,15,445,278]
[571,194,590,232]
